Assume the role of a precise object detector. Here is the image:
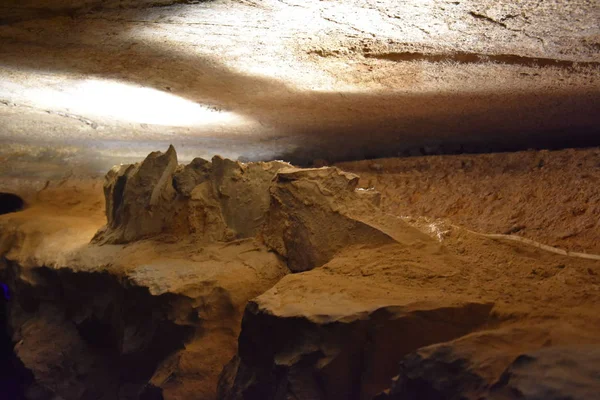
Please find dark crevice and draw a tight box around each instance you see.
[1,262,195,400]
[365,50,600,70]
[0,193,25,215]
[0,295,32,399]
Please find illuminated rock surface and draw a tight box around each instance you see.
[0,0,599,175]
[0,0,599,399]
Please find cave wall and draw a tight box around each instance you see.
[0,0,190,23]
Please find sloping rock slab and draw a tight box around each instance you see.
[217,256,493,400]
[489,345,600,400]
[263,167,436,272]
[376,324,600,400]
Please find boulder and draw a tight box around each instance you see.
[376,324,600,400]
[263,167,434,272]
[217,243,494,400]
[94,145,178,243]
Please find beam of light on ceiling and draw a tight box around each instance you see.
[20,78,248,127]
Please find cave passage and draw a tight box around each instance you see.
[0,193,25,215]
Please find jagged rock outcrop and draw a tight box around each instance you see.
[94,145,179,244]
[2,147,600,400]
[375,325,600,400]
[94,147,291,244]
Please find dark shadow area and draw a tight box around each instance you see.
[367,50,600,69]
[0,293,30,399]
[0,193,25,215]
[0,0,216,25]
[1,264,195,400]
[0,4,599,164]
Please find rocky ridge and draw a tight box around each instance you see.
[0,146,599,400]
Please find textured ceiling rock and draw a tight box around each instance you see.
[1,0,599,174]
[0,0,188,24]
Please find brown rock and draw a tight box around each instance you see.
[94,145,178,244]
[218,240,493,400]
[377,325,600,400]
[173,157,212,197]
[263,167,409,272]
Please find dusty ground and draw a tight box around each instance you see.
[339,147,600,253]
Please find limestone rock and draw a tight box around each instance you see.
[489,345,600,400]
[173,157,212,197]
[376,325,600,400]
[263,167,404,272]
[219,296,492,400]
[95,148,291,244]
[94,145,178,244]
[217,240,494,400]
[211,157,290,239]
[179,156,290,241]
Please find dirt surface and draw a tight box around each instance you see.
[338,147,600,253]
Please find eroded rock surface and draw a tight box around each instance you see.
[376,325,600,400]
[264,167,392,272]
[1,147,600,400]
[95,147,291,244]
[95,145,178,243]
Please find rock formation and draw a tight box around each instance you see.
[0,147,295,399]
[1,147,599,400]
[94,146,290,244]
[375,327,600,400]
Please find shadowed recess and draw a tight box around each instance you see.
[0,193,25,215]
